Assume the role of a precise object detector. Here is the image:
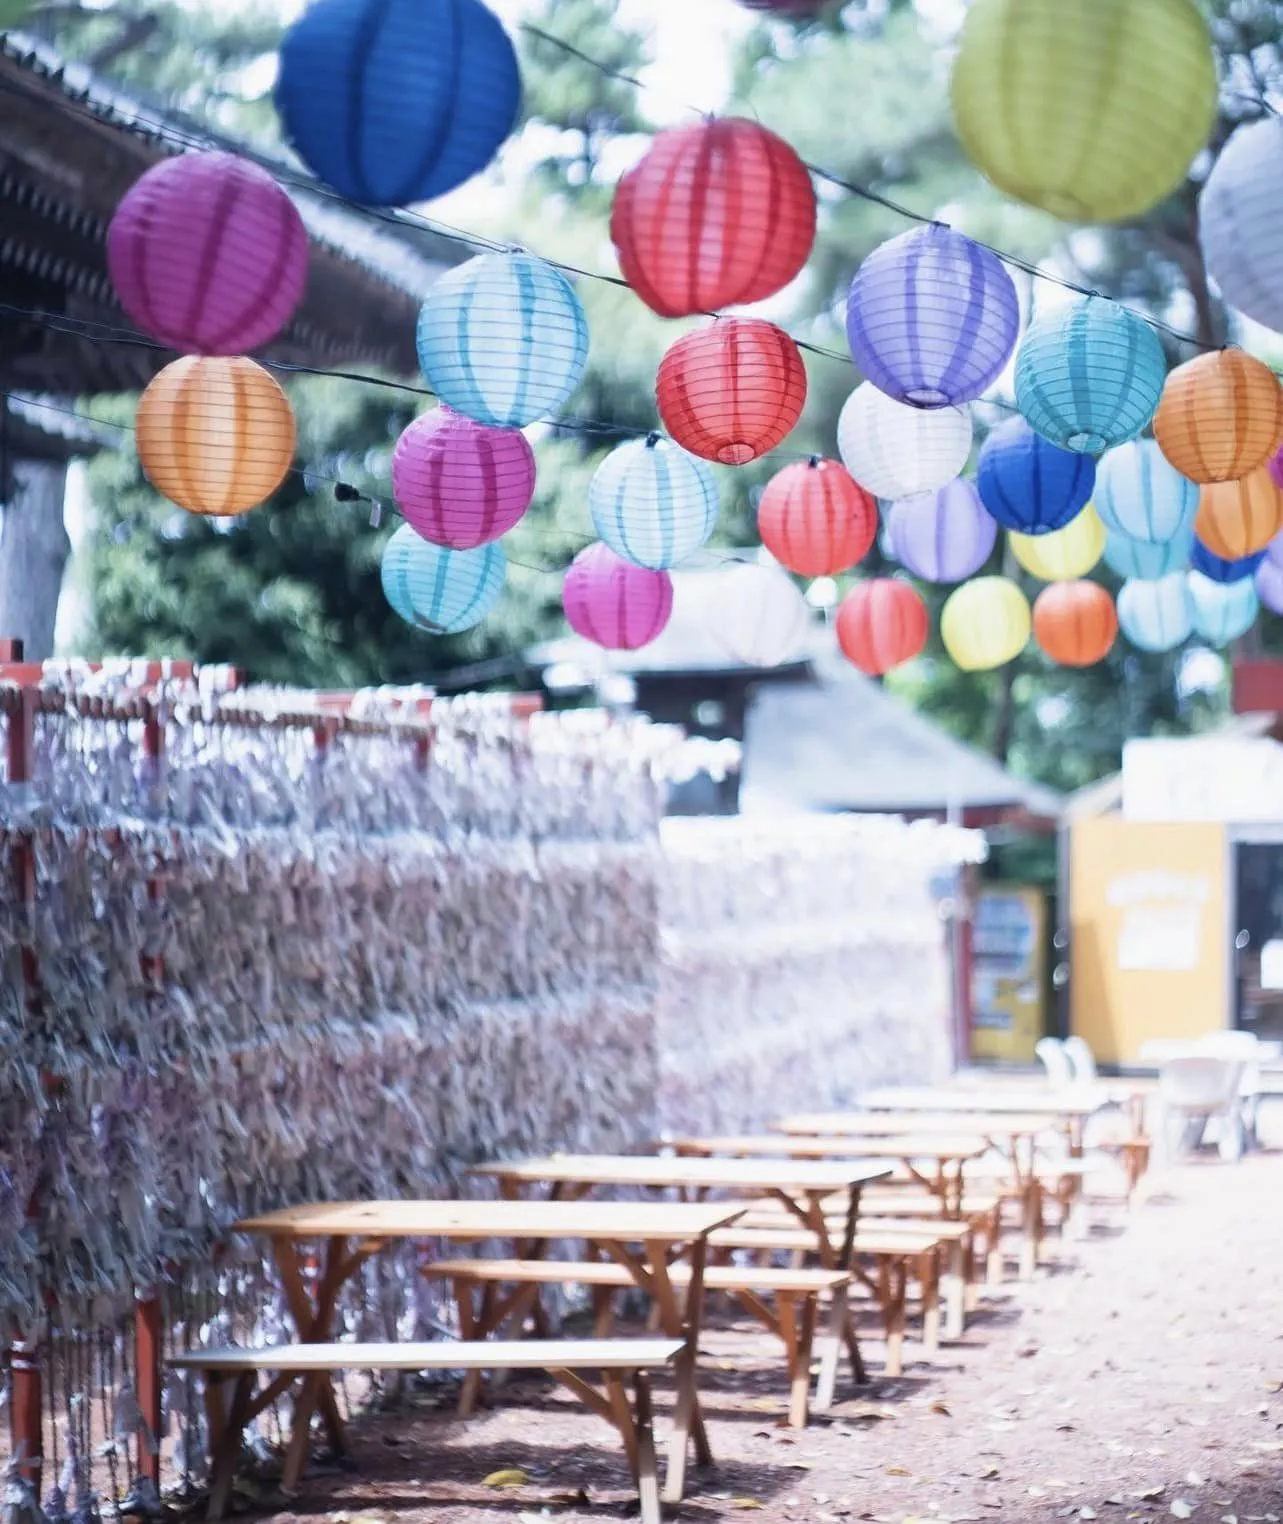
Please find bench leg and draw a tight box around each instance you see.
[661,1240,710,1505]
[605,1374,640,1483]
[634,1372,662,1524]
[779,1292,818,1430]
[943,1240,965,1340]
[878,1259,907,1379]
[457,1284,487,1418]
[1020,1183,1041,1281]
[281,1374,320,1494]
[919,1251,940,1354]
[206,1373,253,1523]
[986,1206,1004,1287]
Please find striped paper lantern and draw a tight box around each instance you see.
[975,417,1095,533]
[836,385,972,499]
[108,152,308,356]
[1009,506,1105,581]
[392,408,535,549]
[1153,349,1283,484]
[415,252,589,428]
[1200,117,1283,338]
[705,559,812,668]
[940,576,1030,671]
[588,435,719,571]
[611,118,816,318]
[757,458,877,577]
[845,224,1020,408]
[1094,438,1199,543]
[563,542,673,651]
[1015,299,1167,455]
[836,579,929,676]
[888,479,997,584]
[1195,468,1283,561]
[1033,581,1118,667]
[1116,574,1193,653]
[1103,526,1194,581]
[1189,541,1264,585]
[276,0,520,207]
[1188,571,1259,645]
[380,524,506,633]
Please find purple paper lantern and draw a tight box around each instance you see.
[108,151,309,355]
[845,224,1021,409]
[563,543,673,650]
[1256,550,1283,614]
[392,408,536,549]
[888,479,999,583]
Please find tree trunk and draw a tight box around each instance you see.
[0,459,71,661]
[990,661,1016,763]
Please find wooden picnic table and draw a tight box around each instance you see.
[847,1086,1111,1152]
[233,1198,743,1503]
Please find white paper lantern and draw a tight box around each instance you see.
[837,383,972,500]
[1200,116,1283,337]
[705,559,812,668]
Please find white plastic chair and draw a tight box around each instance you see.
[1157,1055,1246,1162]
[1197,1032,1263,1148]
[1035,1036,1075,1089]
[1062,1036,1099,1084]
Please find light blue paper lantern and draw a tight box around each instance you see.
[1117,573,1193,652]
[589,434,719,571]
[1103,526,1194,581]
[1095,439,1199,543]
[380,523,505,633]
[1188,571,1259,644]
[417,251,589,427]
[1014,299,1167,456]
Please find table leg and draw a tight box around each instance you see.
[656,1235,711,1504]
[943,1239,965,1339]
[273,1238,351,1455]
[633,1373,662,1524]
[919,1250,940,1353]
[206,1372,253,1523]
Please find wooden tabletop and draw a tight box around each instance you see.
[470,1153,893,1192]
[775,1112,1062,1138]
[669,1134,990,1163]
[233,1198,746,1242]
[850,1086,1110,1119]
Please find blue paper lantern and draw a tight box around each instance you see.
[416,252,589,428]
[887,479,998,583]
[380,523,505,632]
[1103,527,1193,581]
[589,435,719,570]
[1189,541,1265,585]
[1117,574,1193,653]
[1188,571,1259,644]
[975,417,1094,534]
[276,0,520,207]
[1095,439,1199,544]
[1014,299,1167,456]
[845,224,1020,409]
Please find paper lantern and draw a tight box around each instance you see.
[415,252,589,428]
[1153,350,1283,484]
[108,152,308,357]
[705,560,812,667]
[1188,572,1259,645]
[845,225,1020,408]
[1195,468,1283,561]
[1189,541,1264,585]
[657,319,806,466]
[563,543,673,651]
[589,435,719,571]
[940,577,1030,672]
[950,0,1217,224]
[276,0,520,207]
[1116,574,1193,653]
[611,119,816,319]
[1104,527,1193,581]
[1255,555,1283,615]
[1010,506,1105,581]
[380,524,506,633]
[887,479,997,584]
[836,385,972,499]
[392,408,535,549]
[1033,581,1118,667]
[836,580,928,676]
[1094,439,1199,543]
[757,459,877,577]
[1014,300,1166,455]
[1200,118,1283,338]
[975,417,1094,534]
[136,356,295,517]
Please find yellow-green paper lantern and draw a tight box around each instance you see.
[1009,505,1106,581]
[941,576,1031,672]
[950,0,1218,225]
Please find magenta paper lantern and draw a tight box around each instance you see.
[392,407,536,549]
[108,151,308,355]
[563,543,673,650]
[888,478,998,583]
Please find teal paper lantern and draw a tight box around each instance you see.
[416,251,589,428]
[1095,439,1199,544]
[589,434,719,570]
[1188,571,1259,645]
[1103,526,1193,581]
[1117,573,1193,652]
[380,523,505,633]
[1015,299,1167,456]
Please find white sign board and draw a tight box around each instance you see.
[1122,737,1283,823]
[1108,869,1207,972]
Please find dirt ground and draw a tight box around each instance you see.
[258,1132,1283,1524]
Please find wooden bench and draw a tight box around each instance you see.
[423,1259,849,1426]
[171,1338,681,1524]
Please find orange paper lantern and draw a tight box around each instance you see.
[136,355,296,516]
[835,579,928,676]
[656,319,807,466]
[1194,466,1283,560]
[757,458,877,577]
[1153,348,1283,484]
[1033,580,1118,667]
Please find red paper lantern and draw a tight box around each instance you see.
[758,458,876,576]
[1033,580,1118,667]
[835,580,928,676]
[657,319,807,466]
[611,118,816,318]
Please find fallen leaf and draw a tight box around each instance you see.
[482,1469,530,1489]
[730,1501,764,1511]
[980,1467,1000,1480]
[1170,1504,1194,1520]
[930,1402,952,1417]
[885,1467,911,1477]
[787,1462,812,1471]
[1138,1489,1165,1502]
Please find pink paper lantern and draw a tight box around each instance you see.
[108,151,309,355]
[563,543,673,650]
[392,408,536,548]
